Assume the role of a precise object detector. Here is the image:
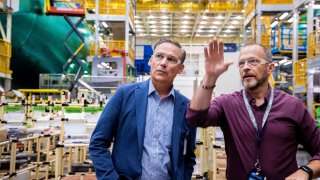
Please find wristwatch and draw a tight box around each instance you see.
[299,165,313,180]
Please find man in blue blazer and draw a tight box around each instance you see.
[89,38,197,180]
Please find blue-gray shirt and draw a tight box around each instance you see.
[140,81,175,180]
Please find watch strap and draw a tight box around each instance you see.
[300,165,313,180]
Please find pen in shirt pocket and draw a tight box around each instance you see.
[182,131,189,156]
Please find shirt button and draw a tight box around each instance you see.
[153,138,156,141]
[153,154,156,158]
[156,121,159,125]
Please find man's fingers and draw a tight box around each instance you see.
[208,39,214,55]
[218,40,224,56]
[213,37,218,55]
[204,47,209,60]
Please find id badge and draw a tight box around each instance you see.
[248,169,266,180]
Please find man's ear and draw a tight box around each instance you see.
[268,63,275,74]
[178,64,185,74]
[148,58,152,66]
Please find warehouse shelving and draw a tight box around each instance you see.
[0,0,13,92]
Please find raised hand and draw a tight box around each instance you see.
[204,37,233,78]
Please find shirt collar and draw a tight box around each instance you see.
[148,79,175,99]
[245,84,271,108]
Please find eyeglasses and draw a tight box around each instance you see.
[238,57,270,68]
[152,53,181,65]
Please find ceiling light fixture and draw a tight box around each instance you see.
[287,17,293,22]
[147,15,156,19]
[279,12,289,20]
[216,15,224,19]
[271,20,278,27]
[101,21,109,28]
[202,16,209,19]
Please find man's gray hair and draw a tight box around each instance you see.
[243,43,272,63]
[153,38,186,64]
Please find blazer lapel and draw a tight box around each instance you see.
[171,92,186,174]
[135,81,149,154]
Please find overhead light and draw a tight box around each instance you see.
[182,15,192,19]
[197,29,204,32]
[102,22,109,28]
[211,25,218,29]
[271,21,278,28]
[136,28,144,32]
[235,16,243,19]
[202,16,209,20]
[182,20,191,24]
[216,15,224,19]
[279,12,289,20]
[225,29,232,33]
[162,29,169,32]
[163,33,170,36]
[180,29,190,32]
[241,9,245,13]
[209,29,216,33]
[205,9,209,13]
[200,21,208,24]
[231,20,239,24]
[181,25,190,28]
[147,15,156,19]
[239,34,243,37]
[161,15,169,19]
[161,21,170,24]
[279,59,287,64]
[287,17,293,22]
[150,29,158,32]
[185,9,190,13]
[284,61,292,65]
[213,21,222,25]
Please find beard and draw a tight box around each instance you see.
[242,69,269,90]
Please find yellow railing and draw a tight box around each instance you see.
[262,0,292,4]
[308,29,320,59]
[136,1,243,13]
[129,3,135,25]
[18,89,69,104]
[293,58,307,86]
[313,103,320,120]
[128,45,135,61]
[86,0,126,15]
[90,40,126,56]
[244,0,255,19]
[0,39,12,75]
[269,74,275,88]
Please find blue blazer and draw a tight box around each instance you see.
[89,80,196,180]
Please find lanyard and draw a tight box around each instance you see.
[242,89,274,172]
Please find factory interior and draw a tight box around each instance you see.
[0,0,320,179]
